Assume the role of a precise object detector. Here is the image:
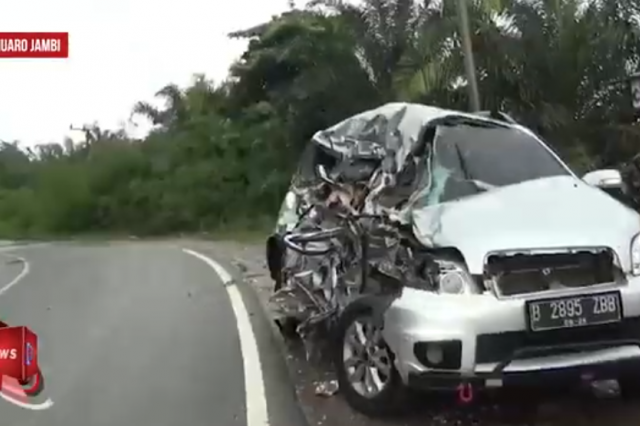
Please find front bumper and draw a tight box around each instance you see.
[382,281,640,389]
[407,348,640,393]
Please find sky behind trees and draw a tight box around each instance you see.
[0,0,293,146]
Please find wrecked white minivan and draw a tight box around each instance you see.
[265,103,640,416]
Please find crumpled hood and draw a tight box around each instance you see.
[412,176,640,274]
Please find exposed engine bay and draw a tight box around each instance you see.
[266,155,431,357]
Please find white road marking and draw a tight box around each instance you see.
[0,242,52,297]
[0,392,54,410]
[182,248,269,426]
[1,377,54,410]
[0,255,29,297]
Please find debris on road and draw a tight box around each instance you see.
[232,260,248,273]
[314,379,339,397]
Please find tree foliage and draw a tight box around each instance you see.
[1,0,640,237]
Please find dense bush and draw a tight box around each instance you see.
[2,0,640,237]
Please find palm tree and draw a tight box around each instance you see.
[307,0,504,109]
[487,0,640,165]
[131,84,187,128]
[308,0,425,101]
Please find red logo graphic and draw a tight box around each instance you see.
[0,322,44,399]
[0,32,68,58]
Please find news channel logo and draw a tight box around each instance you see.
[0,322,53,410]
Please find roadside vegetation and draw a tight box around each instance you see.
[1,0,639,238]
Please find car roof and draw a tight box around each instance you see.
[311,102,519,159]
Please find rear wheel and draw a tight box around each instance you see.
[333,299,408,417]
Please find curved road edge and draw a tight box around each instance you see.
[183,247,309,426]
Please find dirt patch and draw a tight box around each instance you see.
[199,240,640,426]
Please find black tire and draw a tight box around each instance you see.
[275,316,300,340]
[265,234,284,290]
[333,297,408,417]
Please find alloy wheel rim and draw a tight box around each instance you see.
[342,316,392,398]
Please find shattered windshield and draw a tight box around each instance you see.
[418,123,571,206]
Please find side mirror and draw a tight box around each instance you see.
[582,169,623,189]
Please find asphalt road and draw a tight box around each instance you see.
[0,242,306,426]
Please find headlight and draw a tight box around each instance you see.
[434,260,476,295]
[631,233,640,275]
[439,271,467,294]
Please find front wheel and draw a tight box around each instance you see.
[333,299,408,417]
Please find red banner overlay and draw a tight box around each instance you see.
[0,326,38,382]
[0,32,68,58]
